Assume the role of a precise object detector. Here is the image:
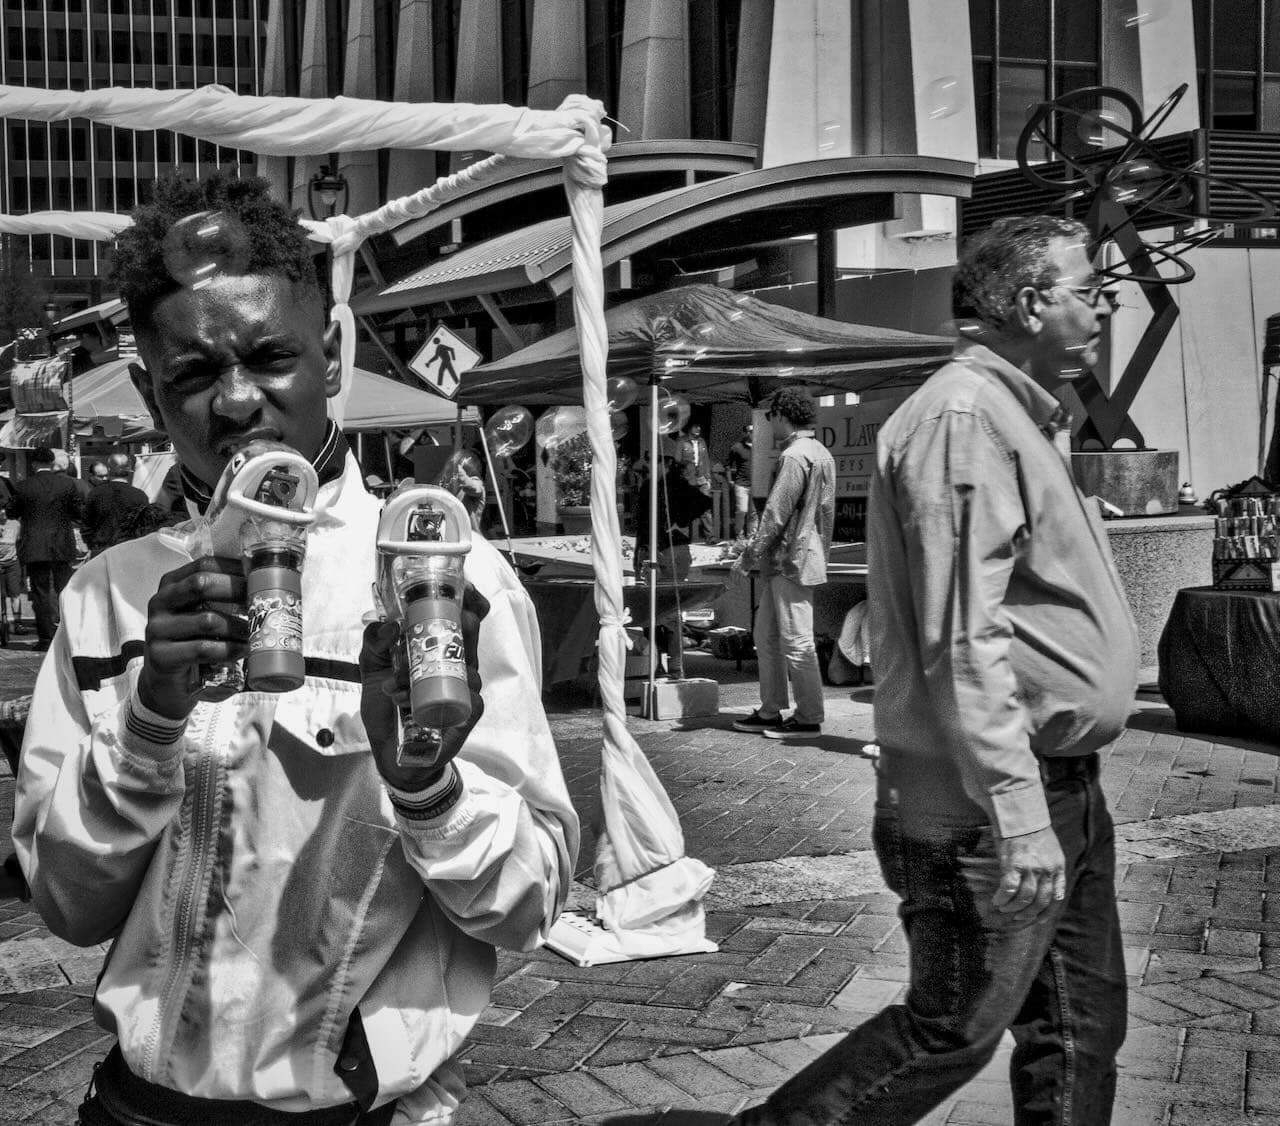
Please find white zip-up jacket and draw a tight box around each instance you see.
[12,455,579,1122]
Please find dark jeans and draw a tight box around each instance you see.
[740,756,1126,1126]
[26,560,72,643]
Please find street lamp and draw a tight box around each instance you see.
[306,164,349,220]
[42,301,61,358]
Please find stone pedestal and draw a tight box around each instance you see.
[1071,449,1179,516]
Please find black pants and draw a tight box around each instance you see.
[80,1046,397,1126]
[26,560,72,644]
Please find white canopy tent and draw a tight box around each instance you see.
[0,83,714,963]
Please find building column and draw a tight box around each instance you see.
[290,0,330,214]
[338,0,380,215]
[1101,0,1199,132]
[730,0,773,155]
[259,0,290,202]
[616,0,689,139]
[451,0,503,169]
[527,0,586,110]
[387,0,438,201]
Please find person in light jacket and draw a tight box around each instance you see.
[730,387,835,740]
[12,171,578,1126]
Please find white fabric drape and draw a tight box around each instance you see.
[0,211,133,240]
[0,84,604,160]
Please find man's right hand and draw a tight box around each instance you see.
[136,556,248,722]
[992,825,1066,922]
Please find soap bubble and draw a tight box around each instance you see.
[161,211,252,290]
[816,119,843,154]
[484,405,533,457]
[610,410,629,441]
[1107,157,1166,204]
[1076,107,1124,148]
[535,406,588,452]
[606,375,638,412]
[440,449,483,483]
[926,76,964,120]
[656,392,691,435]
[1124,7,1164,28]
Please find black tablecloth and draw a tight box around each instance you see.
[523,577,725,686]
[1158,586,1280,743]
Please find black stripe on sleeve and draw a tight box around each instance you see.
[72,643,361,692]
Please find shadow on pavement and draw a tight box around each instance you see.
[602,1113,732,1126]
[1125,707,1280,758]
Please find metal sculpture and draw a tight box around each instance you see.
[1016,84,1275,448]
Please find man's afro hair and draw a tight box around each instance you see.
[769,386,817,428]
[109,171,319,327]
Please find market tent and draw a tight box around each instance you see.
[34,356,468,436]
[461,283,954,405]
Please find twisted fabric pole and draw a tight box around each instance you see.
[563,116,714,948]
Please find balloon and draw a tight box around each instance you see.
[484,405,533,457]
[161,210,252,289]
[610,411,629,441]
[926,76,963,120]
[606,376,638,412]
[656,392,691,436]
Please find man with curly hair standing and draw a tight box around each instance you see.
[12,173,577,1126]
[730,386,835,740]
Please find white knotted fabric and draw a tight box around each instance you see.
[0,211,133,240]
[0,84,716,956]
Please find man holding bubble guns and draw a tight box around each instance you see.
[12,173,578,1126]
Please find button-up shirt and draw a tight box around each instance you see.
[868,342,1138,837]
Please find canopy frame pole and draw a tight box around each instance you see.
[645,370,661,713]
[477,423,516,563]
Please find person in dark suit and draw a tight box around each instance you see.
[9,446,83,648]
[83,453,150,556]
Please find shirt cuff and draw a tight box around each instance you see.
[385,763,465,823]
[120,693,188,764]
[987,780,1052,839]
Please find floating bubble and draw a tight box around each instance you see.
[1076,107,1124,148]
[161,210,252,290]
[610,411,629,441]
[656,392,691,436]
[484,404,533,457]
[535,406,587,452]
[816,119,843,154]
[440,449,483,484]
[926,76,964,120]
[606,375,638,412]
[1107,157,1166,204]
[1124,8,1164,29]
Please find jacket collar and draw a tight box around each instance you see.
[951,340,1065,433]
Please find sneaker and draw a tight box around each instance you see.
[762,717,822,740]
[732,709,784,734]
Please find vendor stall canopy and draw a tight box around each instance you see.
[461,284,954,406]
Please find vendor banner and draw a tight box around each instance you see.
[11,356,69,413]
[751,395,909,542]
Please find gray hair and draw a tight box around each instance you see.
[952,215,1092,332]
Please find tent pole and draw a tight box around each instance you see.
[645,372,660,714]
[477,424,516,565]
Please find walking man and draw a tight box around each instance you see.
[730,387,834,740]
[83,452,150,555]
[725,423,757,537]
[9,446,82,649]
[731,215,1137,1125]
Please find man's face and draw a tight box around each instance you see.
[1030,238,1114,383]
[130,274,340,488]
[690,425,701,439]
[91,467,109,486]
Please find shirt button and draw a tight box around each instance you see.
[338,1054,359,1072]
[316,728,334,747]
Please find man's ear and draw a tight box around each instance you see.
[128,362,166,432]
[322,319,342,399]
[1010,285,1043,335]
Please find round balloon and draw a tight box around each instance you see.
[606,376,638,412]
[484,405,533,457]
[161,210,252,290]
[656,392,691,435]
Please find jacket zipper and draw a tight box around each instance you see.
[145,714,220,1080]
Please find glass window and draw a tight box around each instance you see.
[973,59,994,158]
[30,237,51,262]
[1267,0,1280,71]
[689,0,741,141]
[26,128,46,160]
[136,132,154,162]
[114,131,132,160]
[499,0,532,105]
[154,34,169,65]
[52,176,71,208]
[9,177,26,210]
[8,126,24,160]
[969,0,994,57]
[1214,0,1259,71]
[156,132,173,160]
[999,0,1048,59]
[179,134,195,162]
[1265,77,1280,129]
[998,64,1048,159]
[1056,2,1099,64]
[1213,73,1258,128]
[585,0,626,111]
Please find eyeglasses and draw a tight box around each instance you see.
[1053,282,1120,313]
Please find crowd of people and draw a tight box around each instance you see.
[7,166,1139,1126]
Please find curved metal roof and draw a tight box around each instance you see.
[390,139,759,247]
[354,155,974,316]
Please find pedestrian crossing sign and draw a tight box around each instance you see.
[408,324,482,400]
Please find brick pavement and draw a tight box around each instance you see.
[3,653,1280,1123]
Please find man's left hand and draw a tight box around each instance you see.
[360,585,489,792]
